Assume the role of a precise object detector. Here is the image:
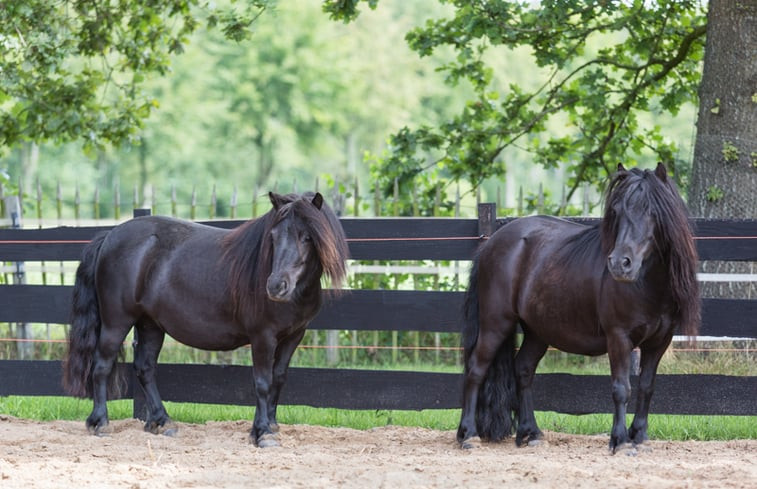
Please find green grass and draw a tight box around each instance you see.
[1,396,754,441]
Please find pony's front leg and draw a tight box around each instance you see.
[606,334,633,454]
[629,335,673,448]
[250,342,278,448]
[268,329,307,433]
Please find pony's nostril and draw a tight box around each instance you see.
[622,257,631,269]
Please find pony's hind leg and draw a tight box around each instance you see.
[87,326,130,435]
[457,318,518,448]
[134,320,176,436]
[514,332,548,447]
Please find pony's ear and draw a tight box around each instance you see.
[617,163,627,172]
[655,162,668,182]
[269,192,286,210]
[311,192,324,210]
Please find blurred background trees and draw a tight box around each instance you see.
[2,0,754,219]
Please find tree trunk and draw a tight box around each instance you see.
[688,0,757,300]
[689,0,757,218]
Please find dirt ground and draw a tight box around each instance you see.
[0,415,754,489]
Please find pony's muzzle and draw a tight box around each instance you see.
[266,276,291,301]
[607,254,637,282]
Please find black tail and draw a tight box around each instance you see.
[62,232,123,398]
[462,252,518,441]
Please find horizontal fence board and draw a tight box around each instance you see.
[0,361,133,398]
[495,218,757,261]
[2,218,755,262]
[311,290,465,332]
[341,218,482,260]
[1,361,754,415]
[2,285,755,339]
[700,299,757,338]
[692,219,757,261]
[0,226,112,261]
[0,284,73,324]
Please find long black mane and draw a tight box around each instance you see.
[221,192,349,319]
[600,166,700,336]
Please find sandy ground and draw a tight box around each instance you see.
[0,415,754,489]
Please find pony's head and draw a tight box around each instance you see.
[222,191,349,318]
[601,162,700,334]
[265,191,348,301]
[601,163,667,282]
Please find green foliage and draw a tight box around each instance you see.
[706,185,724,203]
[3,0,473,209]
[332,0,707,214]
[323,0,379,22]
[0,0,272,153]
[721,140,740,162]
[710,98,721,114]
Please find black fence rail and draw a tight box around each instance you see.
[1,206,756,417]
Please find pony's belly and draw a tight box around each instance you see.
[550,336,608,356]
[523,320,608,356]
[156,315,249,351]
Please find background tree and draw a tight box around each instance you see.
[688,0,756,219]
[327,0,709,214]
[687,0,756,300]
[2,0,469,216]
[0,0,271,152]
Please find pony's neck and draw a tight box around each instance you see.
[295,262,324,298]
[638,250,674,299]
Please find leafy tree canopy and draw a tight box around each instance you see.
[325,0,707,214]
[0,0,271,153]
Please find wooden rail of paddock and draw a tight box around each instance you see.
[0,206,755,417]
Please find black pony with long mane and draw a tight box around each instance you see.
[63,191,349,447]
[457,163,699,453]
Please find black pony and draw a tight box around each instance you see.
[457,163,699,453]
[63,192,349,447]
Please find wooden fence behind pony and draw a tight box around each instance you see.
[0,205,755,417]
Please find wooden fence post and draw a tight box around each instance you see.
[114,183,121,222]
[325,185,344,366]
[4,195,32,360]
[477,202,496,238]
[131,207,151,420]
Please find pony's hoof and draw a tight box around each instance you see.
[160,421,179,437]
[634,442,653,453]
[527,438,546,447]
[612,443,637,456]
[255,433,281,448]
[460,436,482,450]
[144,419,177,436]
[88,421,111,437]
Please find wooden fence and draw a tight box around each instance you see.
[0,206,755,418]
